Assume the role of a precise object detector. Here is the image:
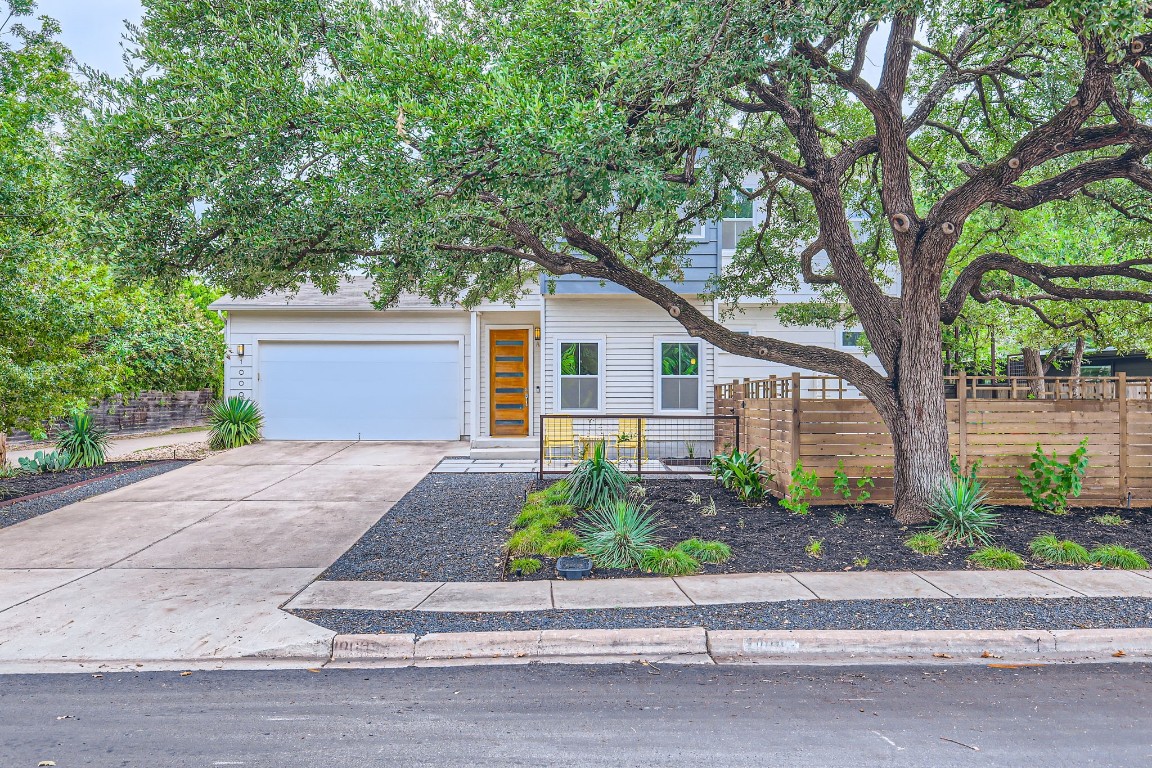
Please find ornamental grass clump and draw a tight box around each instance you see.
[639,547,700,576]
[904,532,942,556]
[207,396,264,450]
[673,539,732,565]
[1089,544,1149,570]
[1028,534,1090,565]
[575,500,662,569]
[968,547,1026,570]
[539,529,582,557]
[566,440,630,510]
[56,414,109,468]
[927,475,999,547]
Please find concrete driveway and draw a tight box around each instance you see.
[0,440,461,671]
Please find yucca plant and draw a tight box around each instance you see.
[565,440,630,510]
[927,475,999,547]
[56,414,109,468]
[208,397,264,450]
[1028,534,1090,565]
[575,499,663,569]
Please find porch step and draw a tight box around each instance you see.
[469,445,538,460]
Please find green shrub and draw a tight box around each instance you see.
[575,500,663,569]
[509,557,542,576]
[709,450,767,502]
[780,462,821,515]
[506,526,548,557]
[927,475,999,547]
[673,539,732,565]
[1090,514,1128,527]
[539,529,582,557]
[639,547,700,576]
[1017,439,1089,514]
[56,414,109,468]
[1028,534,1090,565]
[207,396,264,450]
[905,532,942,555]
[17,450,71,474]
[833,460,874,504]
[1089,545,1149,570]
[968,547,1026,570]
[566,440,630,510]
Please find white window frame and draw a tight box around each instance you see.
[554,337,605,413]
[654,337,706,413]
[837,325,867,351]
[684,220,708,240]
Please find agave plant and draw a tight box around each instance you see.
[575,499,663,569]
[565,439,630,510]
[208,396,264,450]
[927,474,999,547]
[57,414,109,468]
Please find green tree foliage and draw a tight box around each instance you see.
[70,0,1152,520]
[0,1,122,444]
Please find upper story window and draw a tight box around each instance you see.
[558,341,601,411]
[685,221,707,240]
[658,341,701,410]
[722,189,753,250]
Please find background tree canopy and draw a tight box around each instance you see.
[68,0,1152,519]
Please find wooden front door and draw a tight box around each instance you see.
[489,328,530,437]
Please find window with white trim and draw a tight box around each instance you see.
[658,341,701,410]
[558,341,601,411]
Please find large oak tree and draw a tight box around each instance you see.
[73,0,1152,521]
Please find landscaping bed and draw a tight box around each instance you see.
[290,596,1152,636]
[319,473,1152,582]
[0,461,178,503]
[0,460,195,529]
[508,478,1152,578]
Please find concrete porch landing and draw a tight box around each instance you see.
[434,456,711,477]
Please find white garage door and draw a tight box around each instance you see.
[259,342,461,440]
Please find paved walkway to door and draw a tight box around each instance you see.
[0,440,460,671]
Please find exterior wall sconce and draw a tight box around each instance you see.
[533,327,541,341]
[236,344,246,360]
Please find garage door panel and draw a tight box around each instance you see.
[259,342,460,441]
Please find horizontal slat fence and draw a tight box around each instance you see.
[715,373,1152,508]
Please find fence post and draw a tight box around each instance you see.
[790,372,801,472]
[538,414,545,481]
[1119,371,1129,506]
[957,371,968,472]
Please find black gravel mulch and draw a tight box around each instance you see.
[551,478,1152,575]
[0,461,194,529]
[319,473,537,582]
[0,461,171,502]
[290,596,1152,637]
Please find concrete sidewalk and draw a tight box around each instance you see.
[0,440,461,670]
[9,429,211,463]
[286,568,1152,612]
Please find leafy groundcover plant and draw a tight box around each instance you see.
[576,500,662,569]
[56,414,109,468]
[208,397,264,450]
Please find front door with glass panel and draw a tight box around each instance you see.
[489,329,530,437]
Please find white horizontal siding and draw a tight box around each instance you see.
[543,296,715,415]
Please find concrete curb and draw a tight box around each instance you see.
[324,627,1152,668]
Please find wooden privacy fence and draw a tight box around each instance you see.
[714,373,1152,508]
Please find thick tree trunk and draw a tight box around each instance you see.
[1070,335,1085,398]
[886,276,953,525]
[0,432,6,468]
[1022,347,1047,398]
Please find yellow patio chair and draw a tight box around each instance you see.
[543,417,577,464]
[616,418,648,468]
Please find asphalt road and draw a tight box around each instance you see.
[3,662,1151,767]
